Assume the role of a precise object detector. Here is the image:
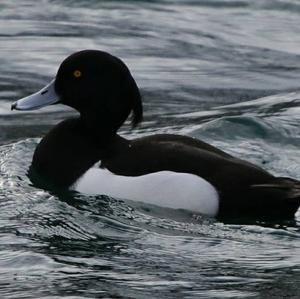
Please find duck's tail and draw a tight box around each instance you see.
[249,177,300,218]
[219,177,300,220]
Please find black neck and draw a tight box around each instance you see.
[30,117,128,189]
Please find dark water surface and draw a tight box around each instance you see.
[0,0,300,298]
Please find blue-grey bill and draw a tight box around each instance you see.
[11,79,59,111]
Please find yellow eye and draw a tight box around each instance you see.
[73,70,82,78]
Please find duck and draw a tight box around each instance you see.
[11,49,300,220]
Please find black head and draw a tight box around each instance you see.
[55,50,143,132]
[13,50,143,135]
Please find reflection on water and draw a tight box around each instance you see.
[0,0,300,298]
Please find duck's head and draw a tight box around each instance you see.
[12,50,143,134]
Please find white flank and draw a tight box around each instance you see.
[73,167,219,217]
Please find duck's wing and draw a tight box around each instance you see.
[104,133,272,186]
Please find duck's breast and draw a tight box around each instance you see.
[73,167,219,216]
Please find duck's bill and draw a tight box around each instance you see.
[11,79,60,111]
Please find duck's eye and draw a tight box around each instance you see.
[73,70,82,78]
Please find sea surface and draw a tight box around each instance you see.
[0,0,300,298]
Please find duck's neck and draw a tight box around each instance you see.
[79,109,127,144]
[30,117,129,189]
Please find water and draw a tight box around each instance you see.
[0,0,300,298]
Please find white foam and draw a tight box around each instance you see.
[73,167,219,217]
